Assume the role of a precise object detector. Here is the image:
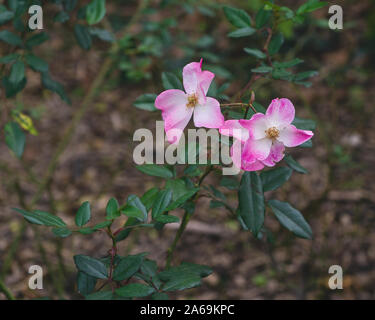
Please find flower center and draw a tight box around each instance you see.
[265,126,279,140]
[186,94,198,108]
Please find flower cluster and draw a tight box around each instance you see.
[155,60,313,171]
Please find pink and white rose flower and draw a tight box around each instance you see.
[155,59,224,144]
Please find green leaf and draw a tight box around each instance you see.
[4,122,25,158]
[223,6,252,28]
[297,0,328,15]
[86,0,106,25]
[261,167,293,192]
[274,58,304,68]
[85,291,113,300]
[77,271,97,295]
[0,10,14,25]
[268,200,312,239]
[161,72,183,90]
[74,24,92,50]
[228,27,256,38]
[162,273,201,292]
[64,0,78,12]
[256,7,272,28]
[244,48,266,59]
[25,54,48,73]
[89,27,115,42]
[294,70,318,81]
[238,172,265,237]
[0,53,20,64]
[121,204,144,221]
[115,283,155,298]
[268,33,284,55]
[75,201,91,227]
[78,227,95,235]
[13,208,66,227]
[133,93,157,111]
[151,292,169,300]
[152,189,173,219]
[106,198,119,220]
[9,61,25,84]
[41,72,71,104]
[74,255,108,279]
[0,30,22,46]
[251,66,273,73]
[2,76,26,98]
[284,155,308,174]
[220,177,239,190]
[166,189,199,211]
[113,255,143,281]
[126,194,148,221]
[25,32,49,48]
[292,117,316,131]
[140,188,159,211]
[154,214,179,224]
[54,11,70,23]
[93,221,112,229]
[52,227,72,238]
[136,164,173,179]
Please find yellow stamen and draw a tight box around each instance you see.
[265,127,279,140]
[186,94,198,108]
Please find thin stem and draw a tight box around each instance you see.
[0,279,15,300]
[166,165,213,268]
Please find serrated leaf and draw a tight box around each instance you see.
[268,200,312,239]
[89,27,115,42]
[136,164,173,179]
[115,283,155,298]
[4,122,25,158]
[0,53,20,64]
[113,255,143,281]
[25,32,49,48]
[154,214,179,224]
[292,117,316,131]
[161,72,183,90]
[74,255,108,279]
[238,172,265,237]
[75,201,91,227]
[0,10,14,25]
[274,58,304,68]
[162,273,201,292]
[297,0,328,15]
[151,292,169,300]
[13,208,66,227]
[251,66,273,73]
[133,93,157,111]
[261,167,293,192]
[223,6,252,28]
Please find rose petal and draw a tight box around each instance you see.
[165,114,192,145]
[242,137,272,161]
[240,114,268,140]
[266,98,295,128]
[219,120,249,142]
[277,124,313,147]
[230,140,265,172]
[261,141,285,167]
[193,97,224,128]
[182,60,214,95]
